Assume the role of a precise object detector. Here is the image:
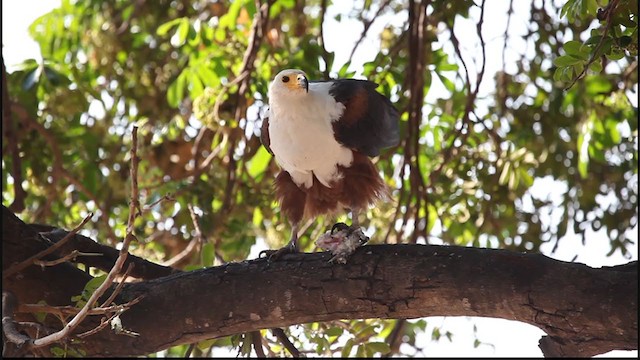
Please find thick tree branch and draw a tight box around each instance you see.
[3,207,638,356]
[2,206,637,357]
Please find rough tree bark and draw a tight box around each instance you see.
[2,205,638,357]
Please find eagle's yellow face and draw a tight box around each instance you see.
[271,69,309,94]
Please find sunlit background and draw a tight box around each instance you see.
[3,0,637,357]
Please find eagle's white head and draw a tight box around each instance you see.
[269,69,309,101]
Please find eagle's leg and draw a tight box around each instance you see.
[259,223,300,260]
[350,208,361,229]
[349,208,369,244]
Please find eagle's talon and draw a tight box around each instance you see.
[259,243,297,261]
[331,222,350,235]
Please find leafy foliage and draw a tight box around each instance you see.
[2,0,637,357]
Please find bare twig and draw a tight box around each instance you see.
[100,263,135,307]
[270,328,300,357]
[347,0,393,65]
[429,0,487,188]
[187,204,205,254]
[184,343,196,358]
[28,126,141,349]
[141,194,175,214]
[251,331,266,358]
[385,319,406,354]
[75,315,112,338]
[318,0,331,79]
[501,0,514,71]
[18,296,143,318]
[213,74,249,124]
[160,234,201,267]
[161,205,203,267]
[127,127,141,229]
[3,213,93,280]
[33,250,103,268]
[402,0,431,244]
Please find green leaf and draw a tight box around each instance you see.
[604,118,621,144]
[167,71,188,108]
[553,55,582,67]
[220,0,244,30]
[499,161,511,186]
[156,18,183,36]
[247,146,271,178]
[605,49,625,60]
[325,327,343,337]
[588,59,603,73]
[367,342,391,354]
[75,274,108,307]
[194,63,219,88]
[171,19,190,47]
[436,72,456,92]
[564,40,589,60]
[341,339,354,357]
[189,72,204,98]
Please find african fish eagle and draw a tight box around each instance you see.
[260,69,400,259]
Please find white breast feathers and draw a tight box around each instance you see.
[268,82,354,189]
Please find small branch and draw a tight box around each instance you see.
[318,0,331,79]
[160,235,201,267]
[100,263,135,307]
[270,328,300,357]
[347,0,393,65]
[33,250,103,268]
[501,0,514,71]
[29,126,141,349]
[160,205,204,267]
[3,213,93,280]
[428,0,487,189]
[62,298,142,340]
[75,315,113,339]
[251,331,266,358]
[184,343,196,358]
[564,0,619,90]
[18,296,143,318]
[127,127,141,230]
[141,194,175,214]
[386,319,406,354]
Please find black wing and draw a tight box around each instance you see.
[328,79,400,157]
[260,110,273,155]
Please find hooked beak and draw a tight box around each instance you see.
[297,75,309,93]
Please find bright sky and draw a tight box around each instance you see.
[2,0,637,358]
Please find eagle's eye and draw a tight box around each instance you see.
[282,76,290,83]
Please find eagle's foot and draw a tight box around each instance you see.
[316,222,369,264]
[259,242,297,261]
